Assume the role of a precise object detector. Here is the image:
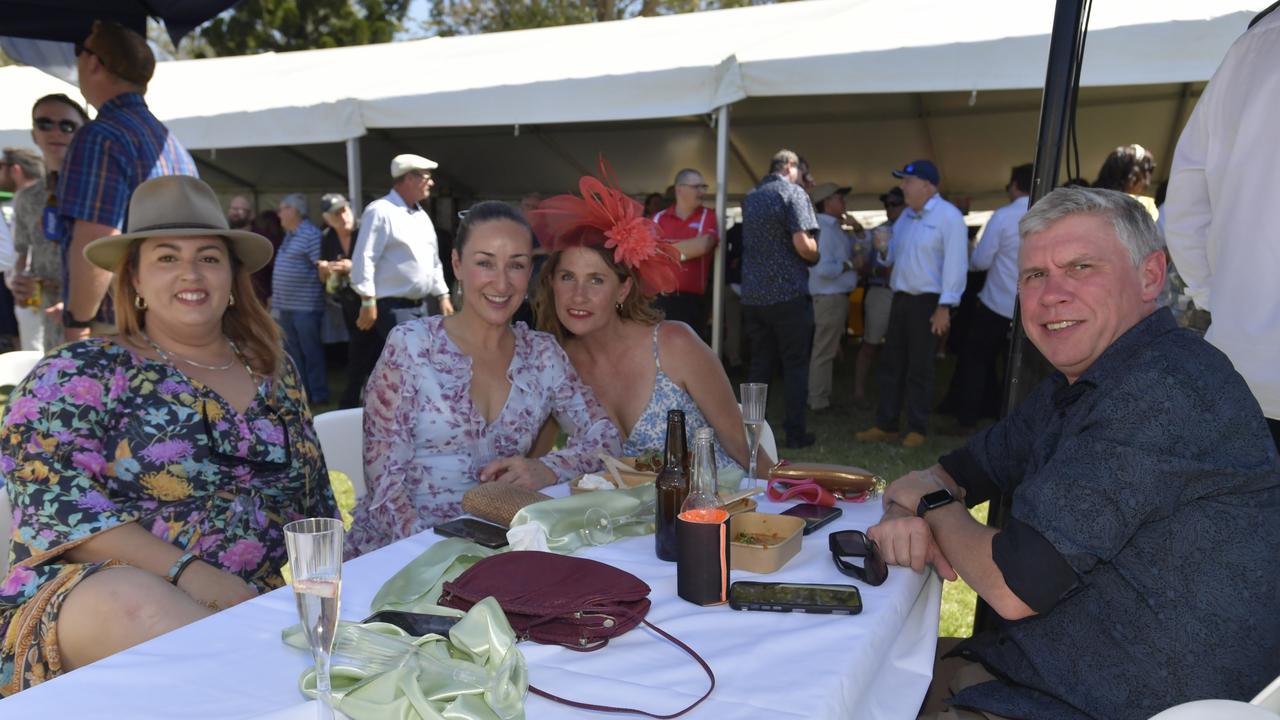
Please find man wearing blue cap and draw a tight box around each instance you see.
[856,160,967,448]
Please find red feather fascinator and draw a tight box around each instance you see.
[530,158,680,296]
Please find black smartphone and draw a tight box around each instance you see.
[433,517,510,549]
[729,581,862,614]
[781,503,843,535]
[361,610,459,637]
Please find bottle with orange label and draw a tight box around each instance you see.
[676,427,730,605]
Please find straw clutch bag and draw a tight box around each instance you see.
[461,483,552,527]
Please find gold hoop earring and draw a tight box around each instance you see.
[135,295,147,310]
[228,293,236,307]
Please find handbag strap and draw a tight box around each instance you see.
[528,618,715,718]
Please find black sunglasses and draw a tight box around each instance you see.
[829,530,888,586]
[202,400,292,471]
[35,117,79,134]
[74,42,95,58]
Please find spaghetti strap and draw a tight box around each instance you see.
[651,322,663,372]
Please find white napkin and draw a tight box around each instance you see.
[506,521,550,551]
[577,472,618,490]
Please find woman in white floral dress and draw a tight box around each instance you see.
[346,202,620,557]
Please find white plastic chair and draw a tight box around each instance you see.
[1254,673,1280,712]
[1148,699,1278,719]
[0,350,42,387]
[312,408,366,501]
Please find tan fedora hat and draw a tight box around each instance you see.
[85,176,275,273]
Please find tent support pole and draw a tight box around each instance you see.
[981,0,1087,635]
[712,104,729,358]
[346,137,362,208]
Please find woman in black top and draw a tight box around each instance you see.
[317,193,370,408]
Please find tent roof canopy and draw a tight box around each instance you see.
[0,0,1262,208]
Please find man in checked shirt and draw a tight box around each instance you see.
[59,20,198,341]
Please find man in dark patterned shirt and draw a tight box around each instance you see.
[869,187,1280,720]
[740,149,820,448]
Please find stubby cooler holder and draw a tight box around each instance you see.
[439,550,714,718]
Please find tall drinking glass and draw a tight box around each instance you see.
[740,382,768,490]
[285,518,344,720]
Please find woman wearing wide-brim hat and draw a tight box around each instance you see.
[0,175,337,695]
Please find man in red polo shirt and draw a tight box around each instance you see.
[652,168,719,337]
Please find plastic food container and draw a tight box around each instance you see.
[728,512,805,574]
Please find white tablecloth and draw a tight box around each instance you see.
[0,494,941,719]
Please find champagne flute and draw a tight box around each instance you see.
[740,382,768,490]
[285,518,344,720]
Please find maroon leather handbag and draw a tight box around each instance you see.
[439,551,714,718]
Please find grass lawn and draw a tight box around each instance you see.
[317,333,990,638]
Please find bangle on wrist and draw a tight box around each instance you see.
[164,551,199,585]
[360,297,376,308]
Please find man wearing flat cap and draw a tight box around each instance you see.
[59,19,198,342]
[348,154,453,402]
[857,160,967,448]
[806,181,859,413]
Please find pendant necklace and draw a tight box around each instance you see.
[141,331,244,373]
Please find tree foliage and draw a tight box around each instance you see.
[425,0,761,37]
[193,0,412,57]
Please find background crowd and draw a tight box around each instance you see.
[0,14,1277,715]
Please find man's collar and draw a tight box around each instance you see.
[907,193,940,218]
[389,189,420,213]
[97,92,146,114]
[1049,307,1178,404]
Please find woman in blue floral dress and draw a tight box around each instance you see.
[0,177,335,696]
[530,165,765,476]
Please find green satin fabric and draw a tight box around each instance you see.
[370,538,498,615]
[278,489,658,719]
[510,484,656,554]
[284,597,527,720]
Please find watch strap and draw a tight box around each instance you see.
[916,489,955,518]
[62,310,94,329]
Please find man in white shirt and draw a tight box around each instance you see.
[856,160,967,448]
[805,182,859,412]
[1165,4,1280,452]
[948,163,1031,432]
[349,153,454,400]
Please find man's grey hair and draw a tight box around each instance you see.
[673,168,702,186]
[1019,186,1164,268]
[769,149,799,175]
[280,193,308,216]
[2,147,45,180]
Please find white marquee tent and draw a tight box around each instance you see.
[0,0,1260,203]
[0,0,1262,349]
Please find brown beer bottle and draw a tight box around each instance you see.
[654,409,689,561]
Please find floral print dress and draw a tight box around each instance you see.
[345,317,621,557]
[0,338,335,696]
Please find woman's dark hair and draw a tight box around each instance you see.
[1093,144,1156,194]
[32,93,90,123]
[456,200,533,254]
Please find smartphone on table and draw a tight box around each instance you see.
[781,503,843,535]
[433,517,510,549]
[361,610,459,637]
[729,581,862,615]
